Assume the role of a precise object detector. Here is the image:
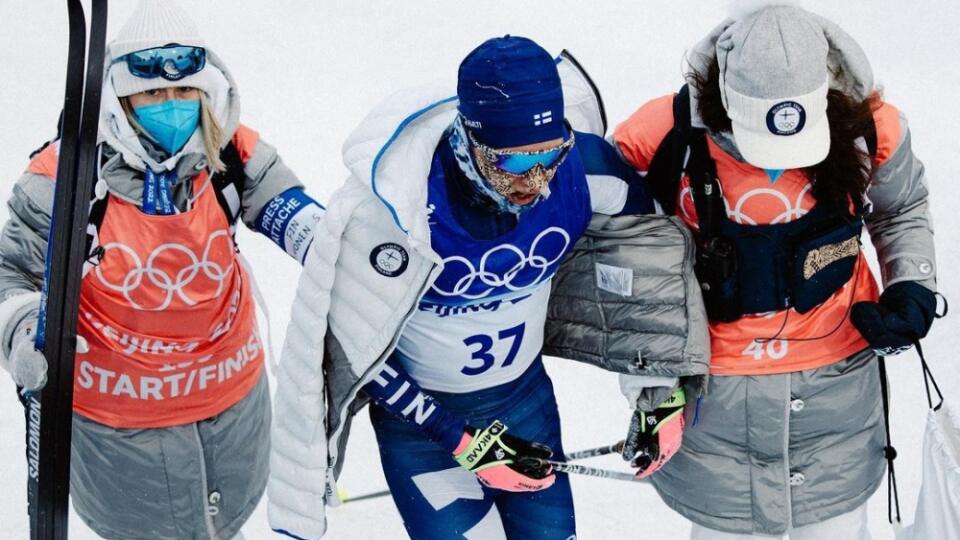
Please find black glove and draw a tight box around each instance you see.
[851,281,937,356]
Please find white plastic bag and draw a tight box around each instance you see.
[898,403,960,540]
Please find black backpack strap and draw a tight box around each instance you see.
[864,114,878,160]
[645,85,696,214]
[87,145,111,227]
[29,140,54,160]
[684,128,726,239]
[211,142,245,226]
[83,146,111,266]
[850,113,879,217]
[86,143,246,236]
[646,84,724,237]
[673,84,693,136]
[84,195,109,266]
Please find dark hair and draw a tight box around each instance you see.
[687,55,881,207]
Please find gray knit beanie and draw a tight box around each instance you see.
[108,0,214,98]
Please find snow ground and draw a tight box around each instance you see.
[0,1,958,538]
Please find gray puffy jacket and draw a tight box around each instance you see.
[544,213,710,407]
[0,51,301,539]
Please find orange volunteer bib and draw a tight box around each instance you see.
[676,138,878,375]
[74,172,263,428]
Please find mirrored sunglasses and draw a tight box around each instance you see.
[469,130,576,176]
[115,44,206,82]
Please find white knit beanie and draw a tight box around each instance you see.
[108,0,213,98]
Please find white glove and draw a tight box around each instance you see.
[8,319,89,392]
[9,320,47,391]
[618,373,679,411]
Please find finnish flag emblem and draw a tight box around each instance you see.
[534,111,553,126]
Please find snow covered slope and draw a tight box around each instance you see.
[0,1,957,538]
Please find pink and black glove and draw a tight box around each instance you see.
[622,388,686,479]
[453,420,555,492]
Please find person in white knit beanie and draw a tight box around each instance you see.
[104,0,226,168]
[0,0,326,538]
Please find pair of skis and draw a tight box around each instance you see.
[27,0,108,538]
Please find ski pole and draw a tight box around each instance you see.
[547,461,641,483]
[563,440,624,461]
[341,440,627,503]
[339,489,391,503]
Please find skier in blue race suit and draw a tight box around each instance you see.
[360,36,654,539]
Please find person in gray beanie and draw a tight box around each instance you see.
[0,0,324,538]
[614,4,938,539]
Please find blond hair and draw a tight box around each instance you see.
[120,90,225,172]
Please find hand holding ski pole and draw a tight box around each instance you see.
[453,420,555,492]
[7,319,48,391]
[344,439,626,503]
[622,388,686,479]
[5,317,89,392]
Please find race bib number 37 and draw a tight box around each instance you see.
[461,323,525,376]
[396,285,550,392]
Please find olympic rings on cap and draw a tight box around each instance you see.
[431,227,570,300]
[94,230,235,311]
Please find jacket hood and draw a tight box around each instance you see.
[98,48,241,173]
[338,53,607,256]
[341,85,457,256]
[685,9,874,133]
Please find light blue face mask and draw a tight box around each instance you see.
[133,99,201,155]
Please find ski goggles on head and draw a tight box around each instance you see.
[469,130,575,176]
[115,44,206,81]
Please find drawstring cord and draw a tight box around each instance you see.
[238,254,278,374]
[880,334,947,526]
[878,354,901,525]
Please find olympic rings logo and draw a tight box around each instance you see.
[679,181,814,226]
[431,227,570,300]
[95,230,235,311]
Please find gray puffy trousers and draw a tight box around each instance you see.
[652,349,885,535]
[70,374,270,540]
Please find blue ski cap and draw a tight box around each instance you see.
[457,36,564,149]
